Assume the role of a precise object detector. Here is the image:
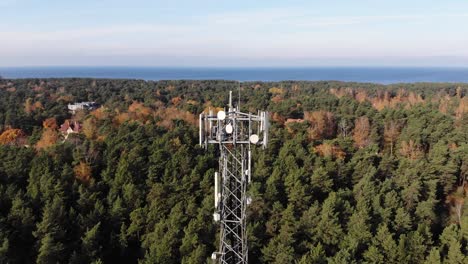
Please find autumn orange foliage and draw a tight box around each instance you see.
[171,96,183,106]
[355,90,367,103]
[82,118,98,139]
[74,162,92,184]
[24,99,33,114]
[35,129,59,150]
[314,143,346,159]
[90,107,109,120]
[383,121,401,155]
[304,111,336,140]
[107,99,210,130]
[329,88,427,111]
[114,102,154,125]
[455,97,467,120]
[271,112,286,124]
[407,92,424,106]
[271,95,283,103]
[399,140,423,160]
[24,99,44,114]
[371,91,394,111]
[128,101,153,122]
[330,87,363,102]
[42,117,58,129]
[156,107,197,129]
[187,100,199,106]
[285,119,304,125]
[0,128,26,145]
[353,116,371,148]
[269,87,284,95]
[32,85,44,92]
[438,95,451,114]
[115,112,131,125]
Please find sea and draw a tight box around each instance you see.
[1,66,468,84]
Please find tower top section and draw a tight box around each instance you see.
[199,91,269,149]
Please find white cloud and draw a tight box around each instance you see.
[1,7,468,66]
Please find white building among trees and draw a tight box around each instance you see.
[68,102,99,114]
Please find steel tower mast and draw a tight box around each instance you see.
[199,91,269,264]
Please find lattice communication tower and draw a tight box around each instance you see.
[199,91,269,264]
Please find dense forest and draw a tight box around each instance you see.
[0,78,467,263]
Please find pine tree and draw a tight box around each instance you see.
[33,195,68,263]
[0,238,9,263]
[315,192,344,250]
[328,247,357,264]
[424,247,441,264]
[341,204,372,258]
[81,222,102,262]
[363,245,384,264]
[444,240,466,264]
[6,192,36,262]
[310,167,334,199]
[363,224,398,264]
[297,243,326,264]
[393,207,412,235]
[262,205,297,263]
[36,233,65,264]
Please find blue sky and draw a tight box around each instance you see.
[1,0,468,67]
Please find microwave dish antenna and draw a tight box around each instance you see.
[200,89,269,264]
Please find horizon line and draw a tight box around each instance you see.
[2,65,468,69]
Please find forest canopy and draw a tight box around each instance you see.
[0,78,467,263]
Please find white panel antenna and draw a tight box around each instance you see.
[199,89,269,264]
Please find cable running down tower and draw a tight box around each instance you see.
[199,91,269,264]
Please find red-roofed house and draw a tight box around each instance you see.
[60,120,81,140]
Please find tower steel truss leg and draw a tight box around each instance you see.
[219,144,248,264]
[199,91,269,264]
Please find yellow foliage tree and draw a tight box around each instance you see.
[314,143,346,160]
[269,87,284,95]
[35,129,59,150]
[171,96,183,106]
[384,121,401,155]
[0,128,26,145]
[24,98,33,114]
[455,98,467,120]
[353,116,371,148]
[90,107,109,120]
[82,118,98,139]
[128,101,153,122]
[399,140,423,160]
[42,117,58,129]
[74,162,92,184]
[304,111,336,140]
